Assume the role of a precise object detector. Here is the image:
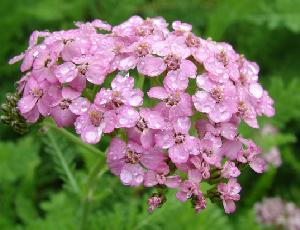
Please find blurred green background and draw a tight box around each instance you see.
[0,0,300,229]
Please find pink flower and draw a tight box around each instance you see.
[137,56,166,77]
[237,138,266,173]
[150,35,197,79]
[263,147,282,168]
[107,137,168,186]
[172,20,192,33]
[193,195,207,213]
[17,77,53,123]
[95,74,143,108]
[176,180,202,202]
[148,74,193,120]
[72,54,113,85]
[176,155,211,181]
[127,108,166,148]
[155,117,199,164]
[94,74,143,128]
[10,16,277,214]
[50,87,82,127]
[197,42,240,82]
[221,161,241,178]
[196,118,237,140]
[198,139,221,167]
[193,74,237,123]
[144,169,181,188]
[31,50,57,83]
[72,101,116,144]
[218,178,241,214]
[54,62,78,83]
[256,91,275,117]
[147,193,166,213]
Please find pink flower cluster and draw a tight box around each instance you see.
[10,16,275,214]
[255,197,300,230]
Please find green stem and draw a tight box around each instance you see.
[79,157,108,230]
[136,74,145,90]
[47,131,80,194]
[44,121,104,157]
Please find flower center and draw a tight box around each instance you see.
[136,118,148,132]
[185,33,200,48]
[77,63,88,75]
[125,148,142,164]
[186,183,198,198]
[44,58,52,67]
[216,50,228,66]
[239,73,248,85]
[211,87,224,103]
[111,91,124,108]
[136,43,150,57]
[237,101,248,116]
[136,20,154,36]
[31,88,43,98]
[164,93,181,107]
[63,38,74,45]
[88,110,103,127]
[164,54,181,70]
[58,98,72,110]
[203,148,213,157]
[174,133,185,144]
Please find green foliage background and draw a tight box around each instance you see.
[0,0,299,229]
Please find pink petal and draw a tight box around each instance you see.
[140,130,154,149]
[164,71,189,91]
[165,175,181,188]
[173,117,191,134]
[81,125,103,144]
[116,106,139,128]
[155,131,175,149]
[23,106,40,123]
[18,95,38,114]
[55,62,78,83]
[179,60,197,79]
[148,87,168,100]
[137,56,166,77]
[192,91,215,113]
[111,75,134,92]
[169,144,189,164]
[249,157,266,173]
[51,107,76,127]
[69,97,91,115]
[144,171,158,187]
[62,87,81,100]
[223,199,236,214]
[107,137,126,160]
[37,98,50,116]
[120,164,144,186]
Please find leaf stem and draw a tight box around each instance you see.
[79,157,108,230]
[136,74,145,90]
[47,131,80,194]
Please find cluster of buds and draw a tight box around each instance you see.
[0,92,28,134]
[8,16,275,214]
[255,197,300,230]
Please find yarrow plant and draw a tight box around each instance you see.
[5,16,275,214]
[255,197,300,230]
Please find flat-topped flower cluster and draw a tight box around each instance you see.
[9,16,275,214]
[255,197,300,230]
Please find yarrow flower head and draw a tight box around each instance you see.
[8,16,275,214]
[255,197,300,230]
